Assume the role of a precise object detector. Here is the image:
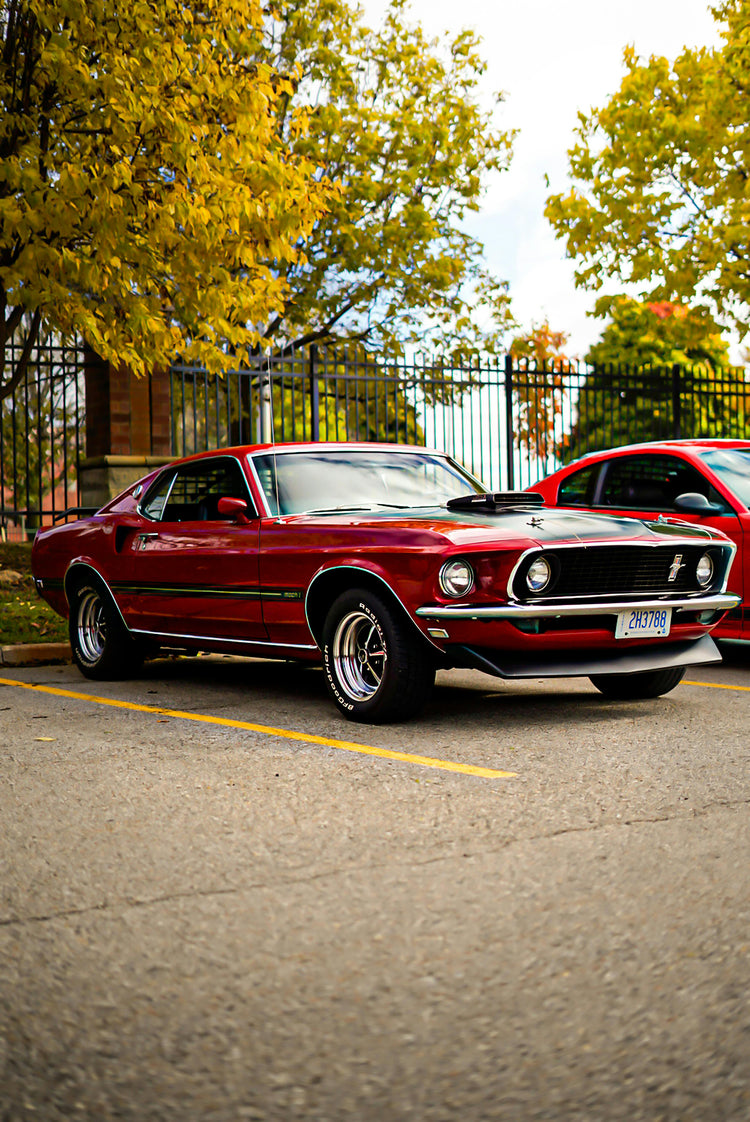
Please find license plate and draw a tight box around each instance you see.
[615,607,672,639]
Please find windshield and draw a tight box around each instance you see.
[252,449,485,515]
[699,448,750,507]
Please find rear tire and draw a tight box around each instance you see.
[589,665,685,700]
[69,581,142,680]
[322,588,435,723]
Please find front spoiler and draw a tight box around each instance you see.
[416,592,741,622]
[457,633,721,681]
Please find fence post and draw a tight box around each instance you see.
[671,363,683,439]
[504,353,515,491]
[259,353,273,443]
[309,344,319,441]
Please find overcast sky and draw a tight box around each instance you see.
[364,0,722,358]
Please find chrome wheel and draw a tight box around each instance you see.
[69,580,143,680]
[76,589,107,664]
[322,588,435,723]
[332,609,388,701]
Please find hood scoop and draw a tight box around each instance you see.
[446,491,545,514]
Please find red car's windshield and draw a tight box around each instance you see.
[699,448,750,507]
[252,450,484,516]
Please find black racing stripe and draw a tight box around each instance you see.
[109,581,303,601]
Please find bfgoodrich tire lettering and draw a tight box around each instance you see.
[589,665,686,700]
[322,588,435,723]
[69,581,142,680]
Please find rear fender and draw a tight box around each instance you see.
[64,562,130,633]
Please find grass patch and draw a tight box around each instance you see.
[0,542,69,645]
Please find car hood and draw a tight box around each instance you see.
[288,506,715,548]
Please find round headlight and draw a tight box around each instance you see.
[696,552,714,588]
[526,556,552,593]
[439,559,475,598]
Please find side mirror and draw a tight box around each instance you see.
[217,497,253,524]
[673,492,724,517]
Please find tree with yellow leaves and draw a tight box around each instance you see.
[0,0,330,400]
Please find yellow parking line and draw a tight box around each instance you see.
[684,679,750,693]
[0,676,516,779]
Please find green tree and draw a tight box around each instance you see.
[545,1,750,336]
[585,298,730,369]
[562,297,750,460]
[261,0,515,358]
[0,0,330,401]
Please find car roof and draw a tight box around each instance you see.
[572,438,750,462]
[168,441,448,467]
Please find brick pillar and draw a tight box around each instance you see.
[80,347,174,509]
[149,366,172,457]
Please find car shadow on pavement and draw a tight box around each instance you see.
[425,679,670,731]
[134,654,673,732]
[137,654,326,702]
[716,639,750,667]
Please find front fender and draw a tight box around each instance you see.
[304,563,443,653]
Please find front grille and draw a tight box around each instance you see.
[512,545,721,601]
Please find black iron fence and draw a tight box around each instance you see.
[170,348,750,491]
[1,331,85,542]
[2,340,749,539]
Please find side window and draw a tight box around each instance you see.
[146,459,253,522]
[558,463,600,506]
[599,454,731,512]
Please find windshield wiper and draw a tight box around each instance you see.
[300,502,415,515]
[301,505,377,515]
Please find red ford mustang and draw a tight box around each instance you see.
[532,439,750,641]
[32,442,739,723]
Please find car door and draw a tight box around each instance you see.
[588,452,744,603]
[112,456,267,642]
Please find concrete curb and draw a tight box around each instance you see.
[0,642,72,667]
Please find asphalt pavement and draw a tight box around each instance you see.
[1,647,750,1121]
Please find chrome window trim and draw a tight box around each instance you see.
[245,453,275,518]
[138,468,177,523]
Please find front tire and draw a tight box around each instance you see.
[322,588,435,723]
[69,581,142,680]
[589,665,686,700]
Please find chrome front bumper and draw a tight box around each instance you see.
[416,592,741,622]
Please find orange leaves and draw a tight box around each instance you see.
[647,301,689,321]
